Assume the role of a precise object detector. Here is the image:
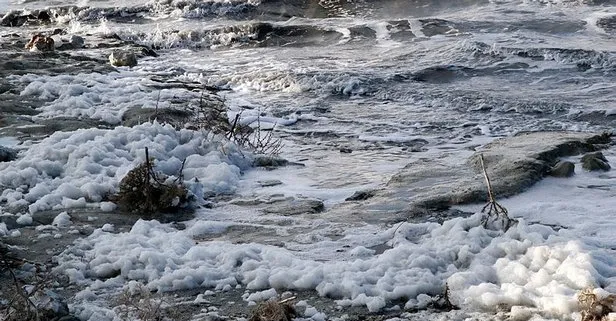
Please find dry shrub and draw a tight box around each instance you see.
[114,284,178,321]
[478,154,517,231]
[248,299,296,321]
[227,113,283,156]
[578,288,616,321]
[113,148,189,215]
[430,283,458,311]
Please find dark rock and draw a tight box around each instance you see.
[0,145,17,162]
[258,180,283,187]
[31,211,58,225]
[582,152,611,171]
[1,11,27,27]
[138,46,158,57]
[0,10,51,27]
[109,49,137,67]
[36,10,51,23]
[582,151,608,162]
[345,190,376,201]
[57,42,76,50]
[549,161,575,177]
[263,198,324,216]
[70,35,85,48]
[254,156,289,168]
[339,147,353,153]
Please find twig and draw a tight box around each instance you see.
[154,90,161,118]
[479,154,516,230]
[278,296,296,304]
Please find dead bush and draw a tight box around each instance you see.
[249,298,296,321]
[578,288,616,321]
[114,284,179,321]
[478,154,517,231]
[191,90,283,156]
[113,148,189,215]
[429,283,458,311]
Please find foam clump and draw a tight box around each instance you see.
[53,213,616,320]
[0,122,250,214]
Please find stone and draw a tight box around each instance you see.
[582,152,611,171]
[138,45,158,57]
[254,156,289,168]
[25,34,55,52]
[325,131,611,224]
[0,145,17,162]
[345,190,376,201]
[258,180,283,187]
[109,50,138,67]
[549,161,575,177]
[581,152,612,172]
[263,198,324,216]
[70,35,85,48]
[340,147,353,153]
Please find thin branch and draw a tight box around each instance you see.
[479,154,516,230]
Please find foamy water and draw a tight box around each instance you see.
[2,1,616,320]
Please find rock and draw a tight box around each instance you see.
[54,35,86,50]
[263,198,324,216]
[70,35,85,48]
[549,161,575,177]
[109,50,138,67]
[582,152,611,171]
[25,34,55,52]
[254,156,289,168]
[345,190,376,201]
[258,180,283,187]
[0,145,17,162]
[1,11,24,27]
[326,131,611,224]
[340,147,353,153]
[138,46,158,57]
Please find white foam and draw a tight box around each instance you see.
[54,210,616,320]
[0,122,250,213]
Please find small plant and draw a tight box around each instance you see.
[429,283,458,311]
[248,297,296,321]
[228,112,283,156]
[191,88,283,156]
[114,284,179,321]
[113,147,189,215]
[578,288,616,321]
[478,154,517,231]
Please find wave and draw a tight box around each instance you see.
[463,41,616,70]
[111,22,345,49]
